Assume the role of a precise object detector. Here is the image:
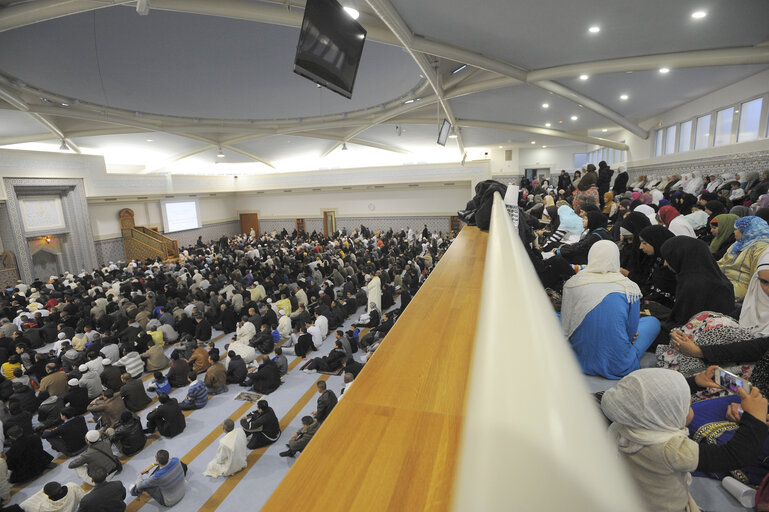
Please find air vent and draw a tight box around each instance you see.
[444,182,455,186]
[374,185,384,189]
[165,195,174,198]
[104,198,118,201]
[188,195,196,197]
[209,193,216,196]
[137,196,148,200]
[312,188,321,191]
[257,191,264,194]
[505,150,513,161]
[283,189,292,193]
[408,184,419,187]
[342,187,352,190]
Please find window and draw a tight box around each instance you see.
[678,120,692,152]
[738,97,763,142]
[665,125,677,155]
[573,153,587,168]
[695,114,711,150]
[654,129,663,156]
[714,107,734,146]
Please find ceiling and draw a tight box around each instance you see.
[0,0,767,175]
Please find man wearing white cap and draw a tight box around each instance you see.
[79,364,103,400]
[277,310,292,339]
[68,430,121,485]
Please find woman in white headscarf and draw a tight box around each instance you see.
[600,368,768,512]
[560,241,660,379]
[684,172,704,196]
[633,204,658,225]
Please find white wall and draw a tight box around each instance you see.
[235,185,471,218]
[519,146,586,174]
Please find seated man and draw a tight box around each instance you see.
[107,411,146,457]
[144,393,186,438]
[313,380,337,424]
[179,372,208,410]
[279,415,320,458]
[87,389,127,430]
[68,430,121,486]
[77,467,127,512]
[6,425,54,483]
[202,419,248,478]
[241,358,281,395]
[41,407,88,456]
[129,449,187,507]
[240,400,281,449]
[120,373,151,412]
[225,350,247,385]
[302,340,346,374]
[273,347,288,376]
[20,481,85,512]
[204,352,228,395]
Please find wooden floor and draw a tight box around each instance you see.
[262,226,489,512]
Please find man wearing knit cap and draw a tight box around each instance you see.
[20,480,85,512]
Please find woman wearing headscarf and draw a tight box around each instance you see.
[704,200,726,223]
[684,172,705,196]
[650,189,664,205]
[672,192,697,216]
[599,368,768,512]
[638,225,677,310]
[757,208,769,223]
[554,211,611,265]
[561,241,659,378]
[541,205,582,251]
[666,173,682,194]
[718,216,769,300]
[571,169,582,190]
[602,191,617,218]
[641,192,653,205]
[729,205,750,218]
[659,205,696,238]
[660,236,735,332]
[708,213,738,261]
[572,165,599,214]
[683,205,709,235]
[618,212,651,286]
[633,204,658,225]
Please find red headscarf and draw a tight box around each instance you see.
[658,205,680,227]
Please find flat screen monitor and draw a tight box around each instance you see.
[437,119,452,146]
[161,199,201,233]
[293,0,367,99]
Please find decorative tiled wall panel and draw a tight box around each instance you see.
[628,150,769,180]
[94,238,126,265]
[258,216,451,236]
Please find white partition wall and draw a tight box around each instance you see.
[452,193,645,511]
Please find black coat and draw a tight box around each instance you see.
[250,360,281,395]
[7,434,53,483]
[557,228,611,265]
[147,398,186,437]
[194,319,212,341]
[242,406,280,439]
[316,390,337,423]
[9,384,38,414]
[225,356,247,384]
[64,386,90,415]
[111,414,146,456]
[77,481,128,512]
[612,171,629,195]
[41,415,88,454]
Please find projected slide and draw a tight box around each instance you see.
[164,201,200,232]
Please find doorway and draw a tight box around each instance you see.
[31,249,61,280]
[322,211,336,237]
[239,213,259,236]
[296,218,305,233]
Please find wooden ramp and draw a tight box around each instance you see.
[262,226,488,512]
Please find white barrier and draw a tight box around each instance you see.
[452,193,645,511]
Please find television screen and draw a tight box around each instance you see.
[294,0,367,99]
[437,119,452,146]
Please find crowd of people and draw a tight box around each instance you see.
[513,163,769,511]
[0,223,447,511]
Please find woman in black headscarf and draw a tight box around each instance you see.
[659,236,735,332]
[618,211,652,287]
[638,225,677,310]
[705,200,727,223]
[555,211,611,265]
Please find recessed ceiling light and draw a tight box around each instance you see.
[498,146,503,149]
[542,103,549,109]
[404,99,415,104]
[217,147,225,158]
[449,134,457,139]
[559,120,564,124]
[659,67,670,74]
[451,64,467,74]
[571,116,578,121]
[579,74,589,80]
[619,94,629,100]
[588,26,600,33]
[691,10,707,19]
[146,139,153,142]
[343,6,360,19]
[545,122,551,127]
[530,141,536,144]
[60,102,69,107]
[542,145,547,148]
[601,129,608,133]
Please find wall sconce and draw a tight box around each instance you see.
[45,236,52,243]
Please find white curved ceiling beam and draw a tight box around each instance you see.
[0,127,143,146]
[221,144,275,168]
[0,0,118,33]
[139,144,215,174]
[527,47,769,82]
[395,117,628,150]
[364,0,465,154]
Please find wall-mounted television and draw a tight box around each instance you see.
[293,0,367,99]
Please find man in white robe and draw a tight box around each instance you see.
[21,481,85,512]
[203,419,248,478]
[366,274,382,313]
